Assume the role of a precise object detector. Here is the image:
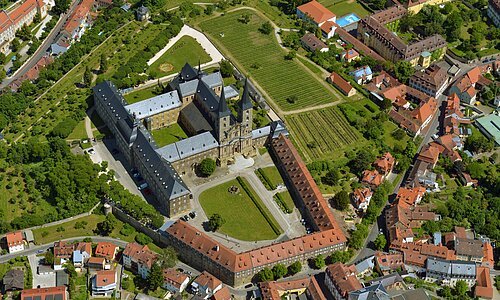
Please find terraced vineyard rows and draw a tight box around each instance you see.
[200,10,340,111]
[286,107,364,161]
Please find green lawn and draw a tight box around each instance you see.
[199,179,280,241]
[66,120,88,140]
[318,0,370,17]
[286,107,364,162]
[151,124,188,147]
[148,36,211,78]
[124,85,163,104]
[200,10,342,111]
[260,166,284,189]
[277,191,295,212]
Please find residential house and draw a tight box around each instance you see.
[21,286,67,300]
[2,269,24,292]
[374,252,404,275]
[325,263,362,300]
[87,257,106,270]
[5,231,24,253]
[163,269,190,294]
[60,0,95,44]
[91,270,117,296]
[350,66,372,84]
[455,238,484,263]
[348,283,390,300]
[122,242,158,279]
[95,242,118,261]
[361,169,383,187]
[425,257,476,287]
[409,64,449,97]
[73,242,92,269]
[192,271,223,299]
[416,142,443,168]
[354,256,375,277]
[365,273,405,291]
[352,187,372,211]
[136,5,149,21]
[341,49,359,62]
[212,287,232,300]
[435,134,462,162]
[374,152,395,175]
[395,187,426,208]
[327,72,356,97]
[300,33,329,52]
[442,93,472,136]
[54,241,74,270]
[475,267,493,299]
[259,277,326,300]
[449,67,482,105]
[389,97,438,136]
[296,0,337,38]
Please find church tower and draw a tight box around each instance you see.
[237,78,253,136]
[216,87,231,144]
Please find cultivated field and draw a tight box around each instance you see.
[286,107,363,161]
[199,178,281,241]
[200,11,340,111]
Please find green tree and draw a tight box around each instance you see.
[160,247,178,268]
[284,50,296,60]
[374,234,387,250]
[147,263,164,290]
[259,21,273,35]
[44,250,54,265]
[380,98,392,110]
[454,280,468,296]
[287,95,298,104]
[219,60,233,78]
[288,261,301,275]
[100,54,108,72]
[238,13,250,24]
[97,213,117,236]
[208,213,225,231]
[83,66,93,87]
[198,158,216,177]
[348,149,375,176]
[135,232,153,245]
[394,61,414,83]
[322,169,340,186]
[11,38,20,52]
[53,0,70,14]
[331,190,350,211]
[312,254,325,269]
[257,267,274,282]
[0,69,6,82]
[272,263,287,279]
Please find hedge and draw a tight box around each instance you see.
[236,176,282,235]
[256,168,274,190]
[274,193,292,214]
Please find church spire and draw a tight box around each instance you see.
[218,86,231,118]
[238,78,253,111]
[197,60,202,77]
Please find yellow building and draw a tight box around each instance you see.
[407,0,453,14]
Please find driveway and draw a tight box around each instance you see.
[28,254,56,288]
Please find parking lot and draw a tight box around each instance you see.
[28,254,56,288]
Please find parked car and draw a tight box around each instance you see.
[138,182,148,190]
[189,211,196,219]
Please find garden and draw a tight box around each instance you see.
[199,10,341,111]
[285,107,364,162]
[151,123,188,147]
[198,177,282,241]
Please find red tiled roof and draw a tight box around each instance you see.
[6,231,23,247]
[212,286,231,300]
[54,241,74,258]
[395,187,426,208]
[195,271,222,291]
[75,242,92,255]
[95,270,116,287]
[454,226,467,239]
[362,169,383,186]
[21,287,66,300]
[0,0,42,32]
[417,142,444,165]
[320,20,336,34]
[374,152,395,174]
[482,242,494,268]
[63,0,94,35]
[375,252,404,270]
[475,267,493,299]
[88,256,106,265]
[297,0,335,24]
[259,277,326,300]
[122,243,158,269]
[325,263,362,297]
[163,269,189,290]
[352,187,372,206]
[95,242,117,260]
[328,72,354,95]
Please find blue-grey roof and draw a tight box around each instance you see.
[156,132,219,162]
[178,80,199,97]
[355,256,375,274]
[50,43,68,55]
[366,273,404,288]
[73,251,83,263]
[224,85,239,99]
[350,65,373,80]
[270,120,288,138]
[426,258,476,277]
[125,91,181,120]
[433,232,442,245]
[451,261,476,276]
[426,257,451,274]
[252,126,271,139]
[201,72,223,88]
[349,283,389,300]
[133,129,189,200]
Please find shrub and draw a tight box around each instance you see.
[135,232,153,245]
[198,158,216,177]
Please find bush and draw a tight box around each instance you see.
[50,117,78,138]
[135,232,153,245]
[259,21,273,35]
[198,158,216,177]
[120,223,135,236]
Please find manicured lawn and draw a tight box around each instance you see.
[318,0,370,17]
[66,120,88,140]
[200,11,342,111]
[151,124,188,147]
[286,107,364,162]
[148,36,211,78]
[33,214,105,244]
[124,85,163,104]
[260,166,284,188]
[199,179,280,241]
[277,191,295,211]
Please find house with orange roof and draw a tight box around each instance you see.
[95,242,118,261]
[374,152,395,175]
[73,242,92,269]
[91,270,117,296]
[442,93,472,136]
[192,271,223,299]
[0,0,46,54]
[296,0,337,38]
[327,72,356,97]
[325,263,362,300]
[341,48,359,62]
[122,242,158,279]
[374,252,404,275]
[5,231,24,253]
[449,67,493,105]
[482,242,494,269]
[211,286,232,300]
[87,257,106,270]
[54,241,74,270]
[435,134,462,162]
[475,266,493,299]
[259,277,326,300]
[395,187,426,208]
[352,187,372,211]
[361,169,383,187]
[163,268,190,294]
[416,142,444,168]
[21,286,67,300]
[389,97,438,136]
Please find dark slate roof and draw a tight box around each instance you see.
[180,102,213,134]
[238,79,253,111]
[270,120,289,138]
[3,269,24,291]
[179,63,198,82]
[133,129,189,200]
[195,79,224,122]
[349,283,390,300]
[218,86,231,118]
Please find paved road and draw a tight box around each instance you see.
[1,0,80,88]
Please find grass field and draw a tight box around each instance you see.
[148,36,211,78]
[318,0,370,17]
[199,179,280,241]
[67,120,88,140]
[124,85,163,104]
[259,166,284,189]
[286,107,363,162]
[200,11,341,111]
[151,124,188,147]
[277,191,294,212]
